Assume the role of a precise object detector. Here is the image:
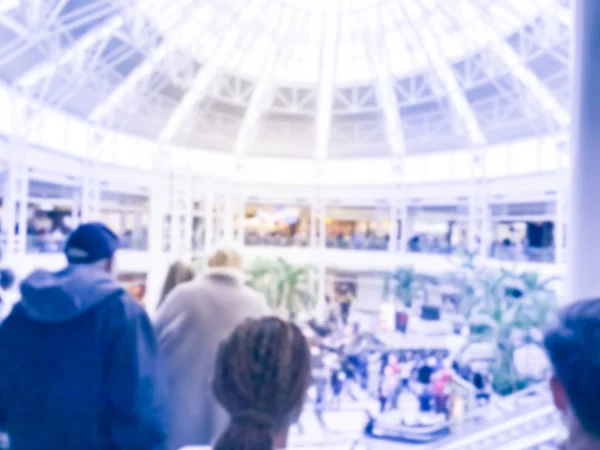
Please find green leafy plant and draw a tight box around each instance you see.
[248,257,316,315]
[460,268,558,395]
[382,266,439,309]
[383,254,560,395]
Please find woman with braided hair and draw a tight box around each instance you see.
[211,316,312,450]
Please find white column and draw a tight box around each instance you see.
[317,263,326,319]
[132,212,143,250]
[149,151,168,255]
[468,198,477,253]
[4,145,28,258]
[567,0,600,300]
[72,190,82,227]
[168,173,178,255]
[318,199,327,249]
[468,151,486,254]
[480,182,491,259]
[311,192,327,316]
[204,181,214,252]
[555,179,567,265]
[223,184,234,242]
[81,161,100,223]
[184,173,194,255]
[393,159,407,255]
[399,203,408,254]
[310,196,318,248]
[316,199,327,318]
[389,198,398,253]
[236,194,246,245]
[168,170,193,257]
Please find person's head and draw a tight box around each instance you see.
[158,260,195,307]
[64,222,120,275]
[207,244,243,271]
[545,299,600,438]
[212,317,311,450]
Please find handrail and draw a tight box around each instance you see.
[494,425,562,450]
[431,404,559,450]
[448,382,551,430]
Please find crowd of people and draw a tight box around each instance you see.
[243,230,389,250]
[0,222,310,450]
[0,221,597,450]
[377,353,454,418]
[244,230,556,263]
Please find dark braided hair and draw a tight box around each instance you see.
[212,317,311,450]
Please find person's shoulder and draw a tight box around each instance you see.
[101,288,150,329]
[238,284,271,311]
[170,277,208,301]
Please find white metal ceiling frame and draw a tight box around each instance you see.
[88,0,224,123]
[393,0,486,146]
[158,0,268,142]
[34,2,191,112]
[466,0,570,128]
[362,8,406,156]
[233,4,296,157]
[314,0,341,160]
[0,0,122,67]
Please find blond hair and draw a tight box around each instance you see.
[158,260,196,307]
[207,245,243,270]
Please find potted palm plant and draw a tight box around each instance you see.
[460,269,557,395]
[382,266,439,309]
[382,266,439,331]
[248,257,316,316]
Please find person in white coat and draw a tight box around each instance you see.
[154,246,270,450]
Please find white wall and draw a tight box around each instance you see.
[355,275,384,313]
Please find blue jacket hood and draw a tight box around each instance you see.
[19,265,124,322]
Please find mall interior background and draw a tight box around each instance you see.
[0,0,584,448]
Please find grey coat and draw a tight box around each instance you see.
[154,271,270,450]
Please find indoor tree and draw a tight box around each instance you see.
[460,269,557,395]
[382,266,439,309]
[248,257,316,315]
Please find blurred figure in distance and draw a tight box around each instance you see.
[155,244,270,450]
[0,222,167,450]
[157,260,196,309]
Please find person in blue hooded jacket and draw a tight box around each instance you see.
[0,222,167,450]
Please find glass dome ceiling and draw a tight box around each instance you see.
[0,0,572,158]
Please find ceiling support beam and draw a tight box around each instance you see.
[397,1,486,145]
[469,1,570,128]
[17,15,123,87]
[233,7,293,156]
[159,0,266,142]
[88,1,203,122]
[314,2,341,160]
[0,0,121,68]
[365,11,406,155]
